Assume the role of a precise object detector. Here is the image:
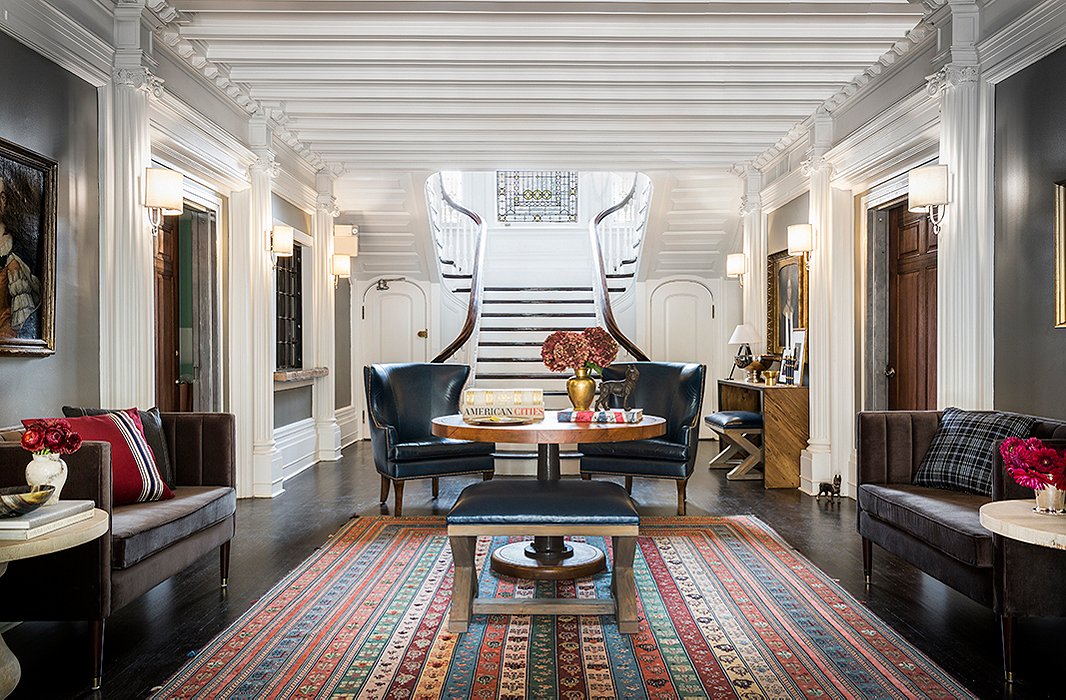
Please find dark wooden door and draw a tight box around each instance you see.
[155,215,180,411]
[888,204,937,410]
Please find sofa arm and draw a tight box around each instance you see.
[0,441,113,512]
[162,413,235,487]
[857,411,941,485]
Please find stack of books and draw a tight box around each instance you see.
[558,408,645,424]
[461,388,545,424]
[0,500,95,541]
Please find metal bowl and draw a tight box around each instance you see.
[0,485,55,518]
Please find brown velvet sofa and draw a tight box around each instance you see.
[857,410,1066,680]
[0,412,236,690]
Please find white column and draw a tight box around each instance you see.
[829,186,857,497]
[228,188,255,497]
[99,0,159,408]
[800,109,834,494]
[931,0,990,409]
[738,166,766,350]
[248,115,281,497]
[313,169,342,461]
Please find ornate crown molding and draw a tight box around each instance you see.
[925,64,981,96]
[112,66,165,98]
[316,193,341,218]
[801,154,834,178]
[249,152,280,180]
[738,194,762,217]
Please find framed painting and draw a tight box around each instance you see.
[1056,181,1066,328]
[767,249,808,355]
[0,137,56,355]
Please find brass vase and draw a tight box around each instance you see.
[566,366,596,411]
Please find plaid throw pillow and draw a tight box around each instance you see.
[913,407,1037,496]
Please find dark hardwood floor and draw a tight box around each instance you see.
[6,440,1064,699]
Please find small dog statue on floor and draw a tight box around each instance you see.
[595,365,640,411]
[816,474,842,501]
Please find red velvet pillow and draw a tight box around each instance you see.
[24,409,174,506]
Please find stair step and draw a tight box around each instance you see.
[481,312,596,318]
[477,357,543,362]
[483,299,595,305]
[454,287,624,294]
[443,273,473,279]
[478,341,542,347]
[606,273,635,279]
[480,327,587,333]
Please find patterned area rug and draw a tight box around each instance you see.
[155,516,973,699]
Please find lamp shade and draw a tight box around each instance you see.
[331,253,351,278]
[334,224,358,236]
[271,225,294,257]
[787,223,814,255]
[333,235,359,257]
[908,165,949,211]
[728,323,760,346]
[725,253,746,278]
[144,168,184,214]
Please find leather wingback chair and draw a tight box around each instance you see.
[364,363,495,515]
[579,362,706,515]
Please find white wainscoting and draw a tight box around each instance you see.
[337,405,361,448]
[273,418,319,484]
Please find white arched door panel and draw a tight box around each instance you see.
[649,280,717,420]
[361,280,429,432]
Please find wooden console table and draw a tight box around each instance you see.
[717,379,809,489]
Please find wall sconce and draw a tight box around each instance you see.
[270,224,295,259]
[144,167,184,236]
[726,253,746,287]
[331,224,358,285]
[787,223,813,269]
[908,164,949,235]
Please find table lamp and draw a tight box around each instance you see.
[728,324,760,378]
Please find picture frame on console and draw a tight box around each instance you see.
[767,249,808,355]
[0,136,56,356]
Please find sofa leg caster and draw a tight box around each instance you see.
[220,541,231,589]
[861,537,872,585]
[90,618,105,690]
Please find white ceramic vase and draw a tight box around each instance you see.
[1034,485,1066,514]
[25,454,67,506]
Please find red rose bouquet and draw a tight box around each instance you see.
[541,327,619,374]
[21,418,82,457]
[999,437,1066,490]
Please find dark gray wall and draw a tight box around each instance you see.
[335,279,352,409]
[272,193,311,233]
[0,32,100,426]
[766,192,809,255]
[274,385,313,428]
[994,44,1066,418]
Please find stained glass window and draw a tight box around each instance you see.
[496,170,578,223]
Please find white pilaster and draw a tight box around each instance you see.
[248,114,281,497]
[738,165,766,350]
[313,168,342,461]
[228,188,255,497]
[100,0,159,409]
[829,186,857,497]
[932,0,991,409]
[800,109,834,494]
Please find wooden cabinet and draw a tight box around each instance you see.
[717,379,809,489]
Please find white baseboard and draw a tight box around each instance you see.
[274,418,318,484]
[337,406,360,447]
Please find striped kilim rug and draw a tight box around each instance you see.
[155,516,973,699]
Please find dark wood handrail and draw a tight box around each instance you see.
[589,176,650,361]
[432,179,487,362]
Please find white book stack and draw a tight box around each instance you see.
[0,500,95,541]
[461,388,545,424]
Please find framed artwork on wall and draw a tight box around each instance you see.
[767,249,808,355]
[1056,181,1066,328]
[0,137,56,356]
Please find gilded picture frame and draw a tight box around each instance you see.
[0,137,57,356]
[767,249,808,355]
[1056,181,1066,328]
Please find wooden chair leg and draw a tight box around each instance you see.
[612,536,639,634]
[379,475,391,504]
[624,476,633,494]
[862,537,872,585]
[482,472,493,481]
[432,477,440,499]
[90,618,105,690]
[449,536,476,633]
[219,541,231,588]
[393,480,404,517]
[676,480,687,516]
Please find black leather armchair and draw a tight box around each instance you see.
[579,362,706,515]
[364,363,495,515]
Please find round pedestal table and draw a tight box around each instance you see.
[0,509,109,698]
[979,499,1066,550]
[432,411,665,580]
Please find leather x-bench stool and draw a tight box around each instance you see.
[446,479,640,634]
[705,411,764,481]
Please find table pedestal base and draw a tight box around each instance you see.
[490,541,606,581]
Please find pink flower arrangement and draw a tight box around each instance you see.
[1000,437,1066,490]
[541,327,619,374]
[21,419,82,457]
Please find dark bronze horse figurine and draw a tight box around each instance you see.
[595,365,640,411]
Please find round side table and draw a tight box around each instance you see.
[0,509,109,698]
[432,411,665,579]
[979,499,1066,550]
